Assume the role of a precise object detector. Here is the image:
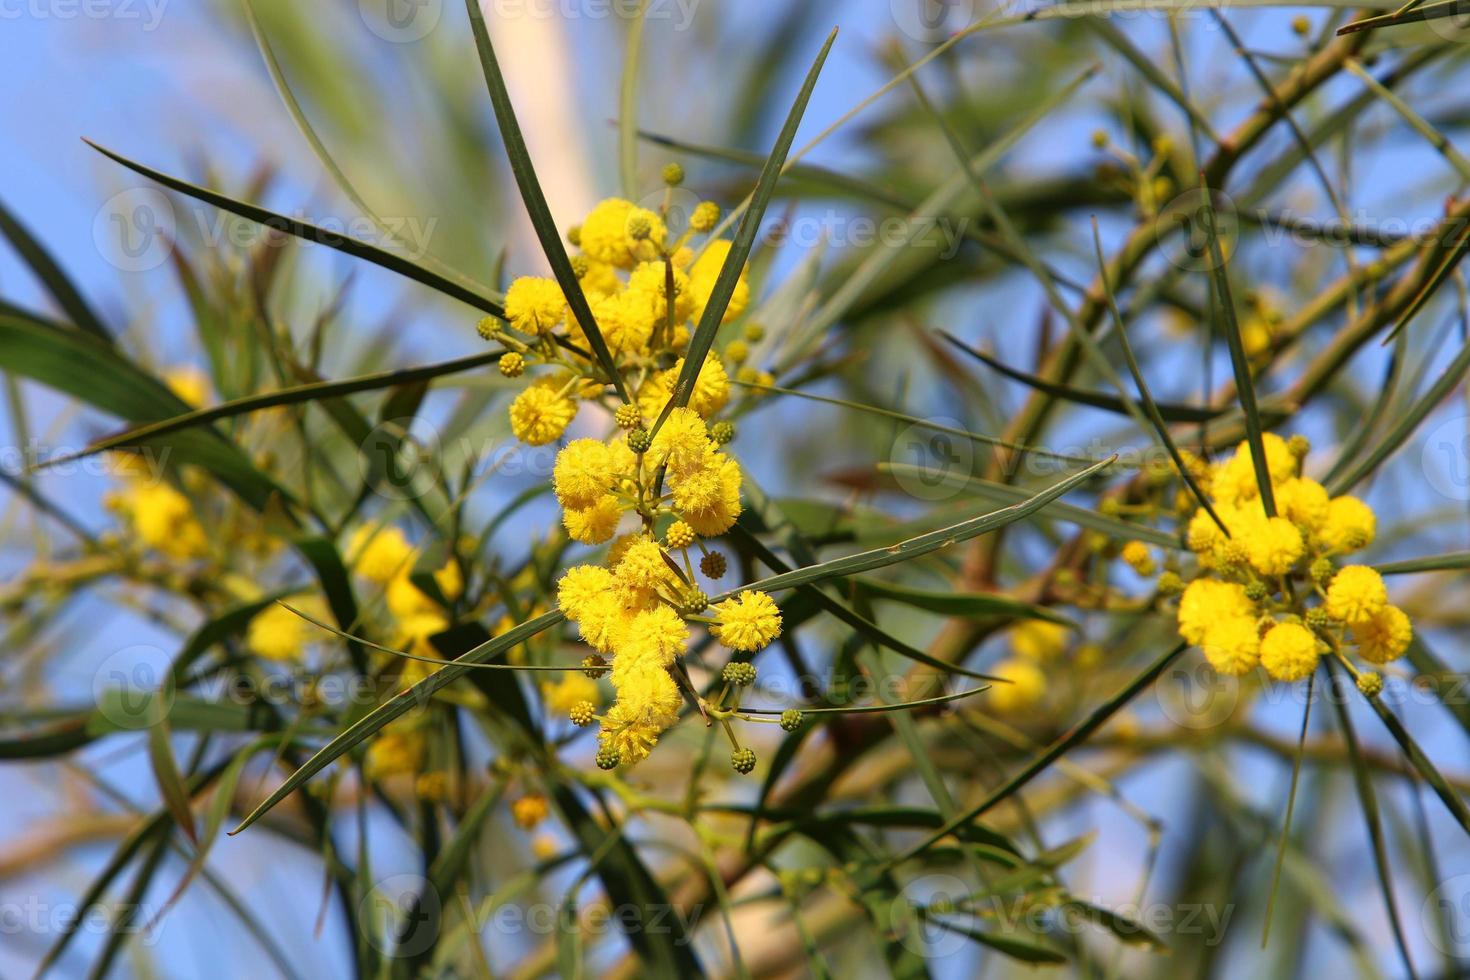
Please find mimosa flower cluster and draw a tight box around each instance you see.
[1172,433,1409,691]
[489,186,782,771]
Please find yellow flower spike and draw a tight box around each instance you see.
[591,288,658,355]
[628,260,695,323]
[613,605,689,675]
[562,495,625,545]
[598,666,682,766]
[553,439,617,510]
[614,540,673,593]
[1275,477,1330,532]
[504,276,566,335]
[1120,540,1156,576]
[123,482,209,560]
[988,658,1046,714]
[385,566,458,621]
[690,239,750,324]
[1011,620,1069,662]
[162,365,211,408]
[509,383,577,446]
[347,525,414,583]
[1185,507,1227,557]
[556,565,615,622]
[415,772,452,803]
[365,722,426,781]
[542,672,599,716]
[1200,615,1261,675]
[672,453,743,536]
[710,590,782,652]
[1260,622,1320,681]
[1351,604,1412,664]
[578,258,622,299]
[579,198,635,265]
[511,794,550,830]
[1324,565,1388,625]
[648,407,714,475]
[638,354,731,420]
[689,201,720,232]
[577,593,637,654]
[247,601,319,662]
[1177,578,1255,646]
[580,198,666,267]
[1212,433,1297,504]
[1321,495,1376,553]
[1243,516,1305,577]
[395,611,450,657]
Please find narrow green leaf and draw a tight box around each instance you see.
[1090,219,1226,532]
[83,140,505,316]
[1362,685,1470,836]
[229,610,566,835]
[239,0,497,302]
[35,349,501,469]
[1344,58,1470,182]
[33,758,233,975]
[1061,901,1168,950]
[725,457,1114,597]
[88,828,171,980]
[1380,202,1470,345]
[881,462,1179,549]
[461,0,629,401]
[734,377,1113,468]
[1338,0,1468,33]
[0,197,110,342]
[1330,334,1470,494]
[0,311,292,513]
[1376,551,1470,575]
[890,641,1188,869]
[1083,20,1220,144]
[1263,675,1314,946]
[853,577,1072,624]
[1200,177,1277,516]
[736,684,990,718]
[1326,660,1419,980]
[728,524,1003,682]
[941,332,1226,424]
[653,28,838,433]
[619,1,648,199]
[928,916,1068,964]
